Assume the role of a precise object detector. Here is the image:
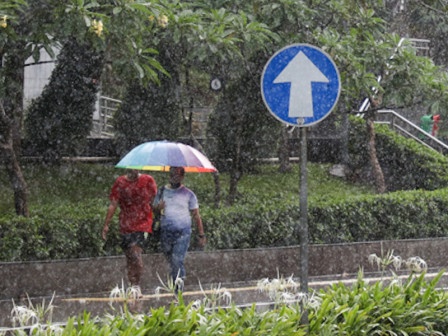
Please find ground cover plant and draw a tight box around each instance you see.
[0,161,373,215]
[7,254,448,335]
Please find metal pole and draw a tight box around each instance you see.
[299,127,309,325]
[299,127,308,293]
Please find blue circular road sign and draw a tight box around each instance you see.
[261,44,341,127]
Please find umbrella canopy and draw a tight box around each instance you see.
[115,141,217,173]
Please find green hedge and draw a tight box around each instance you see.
[0,200,121,261]
[4,186,447,262]
[349,116,448,191]
[203,187,448,249]
[3,117,448,261]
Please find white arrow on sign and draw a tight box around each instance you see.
[274,51,329,118]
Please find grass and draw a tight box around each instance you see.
[0,161,374,216]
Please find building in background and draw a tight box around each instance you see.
[23,48,119,139]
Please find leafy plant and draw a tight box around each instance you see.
[8,262,448,335]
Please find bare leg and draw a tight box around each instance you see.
[125,244,143,286]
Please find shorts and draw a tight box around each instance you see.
[120,232,147,251]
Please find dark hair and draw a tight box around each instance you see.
[170,166,185,176]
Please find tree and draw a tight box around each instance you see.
[0,0,174,216]
[401,0,448,66]
[209,0,448,196]
[318,4,448,193]
[113,58,181,156]
[24,38,103,164]
[111,1,278,206]
[208,59,280,204]
[202,0,334,201]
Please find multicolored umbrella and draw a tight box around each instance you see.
[115,141,217,173]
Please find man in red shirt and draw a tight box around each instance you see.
[102,169,157,293]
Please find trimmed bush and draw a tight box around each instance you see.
[3,117,448,261]
[203,187,448,249]
[24,38,103,164]
[349,116,448,191]
[0,201,121,261]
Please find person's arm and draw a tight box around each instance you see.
[152,200,165,213]
[102,199,118,240]
[191,208,206,247]
[148,176,157,207]
[152,185,167,214]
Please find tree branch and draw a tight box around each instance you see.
[415,0,448,17]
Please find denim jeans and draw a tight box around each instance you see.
[160,229,191,286]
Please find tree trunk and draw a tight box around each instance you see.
[226,144,242,205]
[189,134,222,208]
[226,129,242,205]
[278,125,292,173]
[0,100,29,217]
[227,168,241,206]
[340,112,350,165]
[366,111,386,193]
[226,107,243,205]
[3,46,26,159]
[1,43,29,216]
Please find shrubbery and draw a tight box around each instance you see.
[204,187,448,249]
[4,186,448,261]
[3,117,448,261]
[349,116,448,191]
[24,38,103,164]
[0,201,121,261]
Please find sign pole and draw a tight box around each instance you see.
[260,43,341,326]
[299,127,308,293]
[299,127,309,325]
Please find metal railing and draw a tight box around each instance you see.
[356,36,448,153]
[90,96,121,138]
[375,109,448,154]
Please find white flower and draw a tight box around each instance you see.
[296,292,309,303]
[127,285,142,300]
[48,324,64,336]
[109,284,125,304]
[191,300,202,310]
[405,256,427,273]
[257,278,270,291]
[175,276,184,290]
[280,292,296,303]
[392,255,402,270]
[368,253,380,268]
[10,305,38,326]
[306,293,322,310]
